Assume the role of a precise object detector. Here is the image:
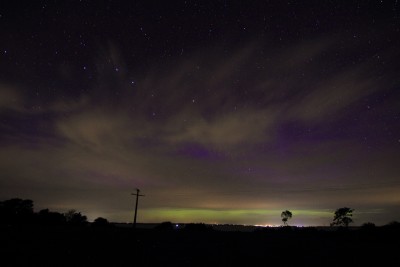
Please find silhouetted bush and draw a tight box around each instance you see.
[36,209,66,226]
[383,221,400,230]
[92,217,110,227]
[360,222,376,231]
[155,221,174,231]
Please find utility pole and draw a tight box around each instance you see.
[131,188,145,229]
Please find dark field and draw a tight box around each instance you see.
[2,224,400,266]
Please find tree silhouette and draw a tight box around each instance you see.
[0,198,34,225]
[281,210,292,226]
[64,209,87,226]
[92,217,109,227]
[330,207,354,227]
[37,209,66,225]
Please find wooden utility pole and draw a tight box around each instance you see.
[131,188,145,228]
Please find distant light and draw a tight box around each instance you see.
[175,224,179,227]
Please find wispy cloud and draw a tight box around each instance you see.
[0,84,24,111]
[0,32,398,224]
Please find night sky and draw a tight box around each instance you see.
[1,1,400,226]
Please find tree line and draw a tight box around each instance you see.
[1,198,399,228]
[281,207,400,229]
[0,198,109,227]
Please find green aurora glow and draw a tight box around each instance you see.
[141,208,333,225]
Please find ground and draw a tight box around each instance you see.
[1,225,400,266]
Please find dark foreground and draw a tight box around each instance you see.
[2,225,400,266]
